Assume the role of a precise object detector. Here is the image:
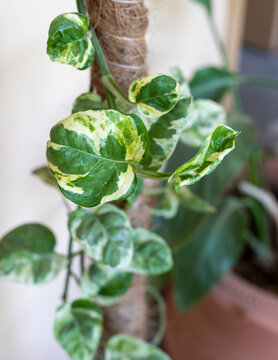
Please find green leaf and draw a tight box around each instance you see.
[175,186,216,214]
[143,97,192,170]
[81,263,132,306]
[192,0,212,13]
[180,99,226,147]
[189,67,236,101]
[47,13,95,70]
[170,125,239,189]
[54,299,102,360]
[174,197,246,311]
[72,92,104,113]
[33,166,58,187]
[68,205,133,269]
[129,228,173,275]
[128,74,180,118]
[47,110,149,207]
[105,334,171,360]
[0,224,65,284]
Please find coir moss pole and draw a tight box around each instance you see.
[86,0,149,339]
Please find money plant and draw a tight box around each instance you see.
[0,0,239,359]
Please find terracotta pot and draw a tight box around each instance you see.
[164,272,278,360]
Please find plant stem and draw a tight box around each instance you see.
[77,0,86,14]
[147,285,167,346]
[206,10,242,110]
[80,251,85,276]
[134,167,172,181]
[207,13,228,68]
[76,0,126,109]
[62,236,74,303]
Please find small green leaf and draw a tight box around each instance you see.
[47,110,149,207]
[47,13,95,70]
[0,224,65,284]
[128,74,180,118]
[81,263,132,306]
[68,205,133,269]
[129,228,173,275]
[180,99,226,147]
[170,125,239,189]
[33,166,58,187]
[54,299,102,360]
[192,0,212,13]
[143,97,192,170]
[189,67,236,101]
[72,92,104,113]
[174,198,246,311]
[105,334,171,360]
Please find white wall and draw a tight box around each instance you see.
[0,1,230,358]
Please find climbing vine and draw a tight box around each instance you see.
[0,0,239,359]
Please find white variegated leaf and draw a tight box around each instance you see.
[0,224,65,284]
[143,96,192,170]
[128,228,173,275]
[47,110,149,207]
[128,74,180,118]
[81,263,132,306]
[54,299,102,360]
[68,205,133,269]
[170,125,239,189]
[47,13,95,70]
[105,335,171,360]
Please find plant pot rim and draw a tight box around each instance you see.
[212,272,278,333]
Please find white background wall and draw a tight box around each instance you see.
[0,0,230,358]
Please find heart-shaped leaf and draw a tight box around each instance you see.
[0,224,65,284]
[54,299,102,360]
[180,99,226,147]
[128,74,180,118]
[68,205,133,269]
[81,263,132,306]
[170,125,239,189]
[47,110,149,207]
[47,13,95,70]
[128,228,173,275]
[105,335,171,360]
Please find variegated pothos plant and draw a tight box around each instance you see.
[0,1,239,359]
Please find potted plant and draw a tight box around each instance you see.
[157,2,278,359]
[0,0,240,359]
